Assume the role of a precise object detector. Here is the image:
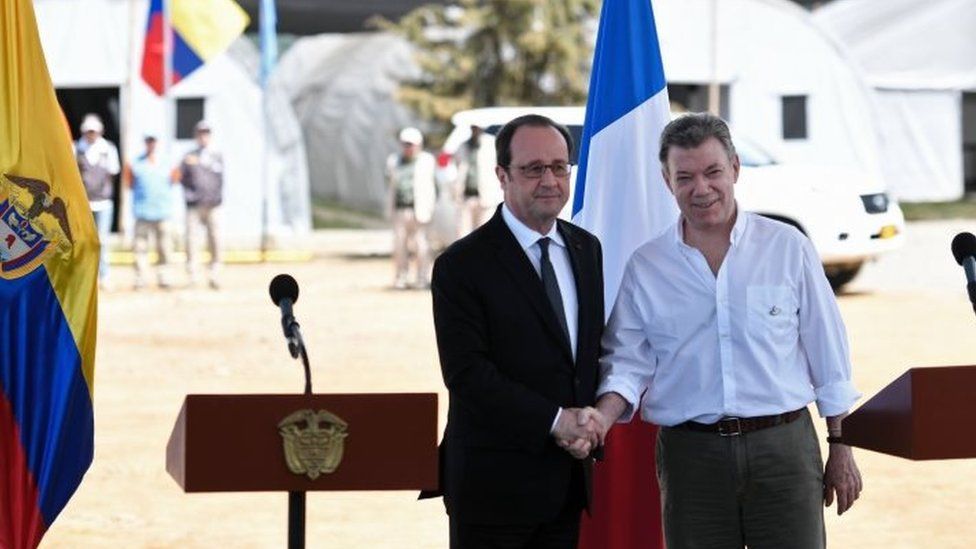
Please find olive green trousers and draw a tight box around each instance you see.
[656,408,826,549]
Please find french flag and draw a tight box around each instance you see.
[573,0,678,547]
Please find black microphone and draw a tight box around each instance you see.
[950,232,976,314]
[269,274,302,357]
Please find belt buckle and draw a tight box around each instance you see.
[718,417,742,437]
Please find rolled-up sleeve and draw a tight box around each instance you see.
[797,239,861,417]
[597,260,655,423]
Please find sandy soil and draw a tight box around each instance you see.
[41,223,976,548]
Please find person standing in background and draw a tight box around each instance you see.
[76,113,120,290]
[454,125,496,237]
[177,120,224,290]
[387,127,436,289]
[123,134,174,290]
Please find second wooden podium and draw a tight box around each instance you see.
[842,365,976,460]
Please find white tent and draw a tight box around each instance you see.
[653,0,884,180]
[814,0,976,201]
[34,0,311,249]
[273,32,418,214]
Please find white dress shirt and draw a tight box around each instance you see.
[502,204,579,433]
[501,204,579,359]
[598,210,860,426]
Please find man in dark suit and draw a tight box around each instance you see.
[430,114,605,548]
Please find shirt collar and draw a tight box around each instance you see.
[501,203,565,251]
[729,204,748,247]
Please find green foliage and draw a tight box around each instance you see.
[899,199,976,221]
[374,0,600,128]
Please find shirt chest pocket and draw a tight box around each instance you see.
[746,285,798,339]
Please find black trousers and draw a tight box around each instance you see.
[449,465,585,549]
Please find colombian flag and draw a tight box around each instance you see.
[1,1,99,547]
[141,0,250,95]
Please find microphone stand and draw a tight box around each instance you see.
[286,320,312,395]
[282,317,311,549]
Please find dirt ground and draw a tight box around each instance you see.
[41,222,976,548]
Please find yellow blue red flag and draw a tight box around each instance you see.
[1,0,99,547]
[141,0,251,95]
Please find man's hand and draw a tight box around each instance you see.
[559,406,611,459]
[553,408,600,459]
[552,394,631,459]
[578,406,613,446]
[823,442,863,515]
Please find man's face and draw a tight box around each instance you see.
[496,125,570,233]
[195,130,211,147]
[663,136,739,233]
[145,138,157,154]
[401,141,419,159]
[83,130,98,143]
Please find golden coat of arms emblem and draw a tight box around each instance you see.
[278,409,349,480]
[1,173,75,279]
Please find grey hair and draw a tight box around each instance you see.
[658,112,736,167]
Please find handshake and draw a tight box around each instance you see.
[552,406,612,459]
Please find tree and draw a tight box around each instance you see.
[375,0,600,128]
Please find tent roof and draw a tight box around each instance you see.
[814,0,976,90]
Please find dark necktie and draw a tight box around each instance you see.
[538,237,570,342]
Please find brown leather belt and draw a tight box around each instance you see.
[673,409,805,437]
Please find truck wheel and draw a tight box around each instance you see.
[824,263,863,291]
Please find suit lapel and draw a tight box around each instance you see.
[487,211,575,364]
[559,221,592,370]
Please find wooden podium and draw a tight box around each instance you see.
[166,393,439,544]
[842,365,976,460]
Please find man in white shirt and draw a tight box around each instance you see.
[75,113,120,289]
[581,113,863,548]
[386,127,436,289]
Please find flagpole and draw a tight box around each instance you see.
[162,0,174,154]
[120,0,140,244]
[260,79,270,259]
[160,0,180,266]
[259,0,278,260]
[708,0,720,115]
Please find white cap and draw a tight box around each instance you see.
[80,114,103,133]
[194,119,212,133]
[398,127,423,145]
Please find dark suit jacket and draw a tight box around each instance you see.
[429,206,604,525]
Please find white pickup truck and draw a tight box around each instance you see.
[438,106,905,290]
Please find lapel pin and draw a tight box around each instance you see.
[769,306,781,316]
